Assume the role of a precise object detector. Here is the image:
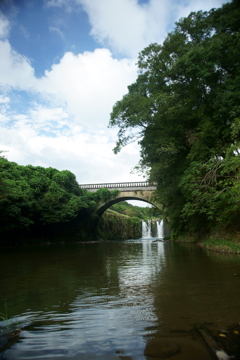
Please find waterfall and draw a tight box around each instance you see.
[142,219,165,239]
[142,220,152,238]
[156,219,164,238]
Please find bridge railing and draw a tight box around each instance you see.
[79,181,157,190]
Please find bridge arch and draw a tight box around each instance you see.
[79,181,161,218]
[96,192,156,217]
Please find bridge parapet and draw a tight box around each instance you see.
[79,181,157,192]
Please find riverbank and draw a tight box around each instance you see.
[174,232,240,254]
[200,238,240,254]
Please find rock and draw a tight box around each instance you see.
[116,349,124,354]
[0,336,8,348]
[215,349,235,360]
[6,328,21,338]
[144,339,180,358]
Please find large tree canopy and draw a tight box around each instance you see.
[0,158,89,231]
[0,158,119,241]
[109,0,240,237]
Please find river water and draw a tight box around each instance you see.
[0,239,240,360]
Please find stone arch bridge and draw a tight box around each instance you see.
[79,181,160,217]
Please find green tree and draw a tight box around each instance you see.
[0,159,89,233]
[0,158,123,243]
[109,0,240,237]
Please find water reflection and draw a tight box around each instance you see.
[0,241,240,359]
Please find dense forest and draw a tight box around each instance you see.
[0,154,122,244]
[109,0,240,241]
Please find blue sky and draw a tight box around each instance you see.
[0,0,225,193]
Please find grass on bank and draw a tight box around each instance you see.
[105,208,129,218]
[0,302,19,330]
[174,235,198,243]
[173,232,240,254]
[202,238,240,254]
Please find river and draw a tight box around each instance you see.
[0,239,240,359]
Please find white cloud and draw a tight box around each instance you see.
[79,0,149,58]
[175,0,227,21]
[0,40,36,90]
[45,0,66,6]
[0,113,9,124]
[0,112,142,183]
[44,0,225,58]
[49,26,65,39]
[38,48,137,128]
[0,95,10,103]
[0,94,10,125]
[0,38,137,128]
[45,0,76,12]
[19,25,30,41]
[0,34,140,183]
[77,0,225,58]
[29,106,69,125]
[0,11,10,39]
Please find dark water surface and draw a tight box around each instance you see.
[0,239,240,359]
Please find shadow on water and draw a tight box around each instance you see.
[143,242,240,359]
[0,240,240,359]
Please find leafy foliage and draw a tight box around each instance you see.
[0,158,119,242]
[97,211,142,240]
[0,158,88,231]
[109,1,240,237]
[110,201,161,219]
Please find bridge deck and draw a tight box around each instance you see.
[79,181,157,192]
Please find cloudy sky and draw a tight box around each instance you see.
[0,0,225,188]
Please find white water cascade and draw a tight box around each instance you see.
[142,220,152,238]
[156,219,164,239]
